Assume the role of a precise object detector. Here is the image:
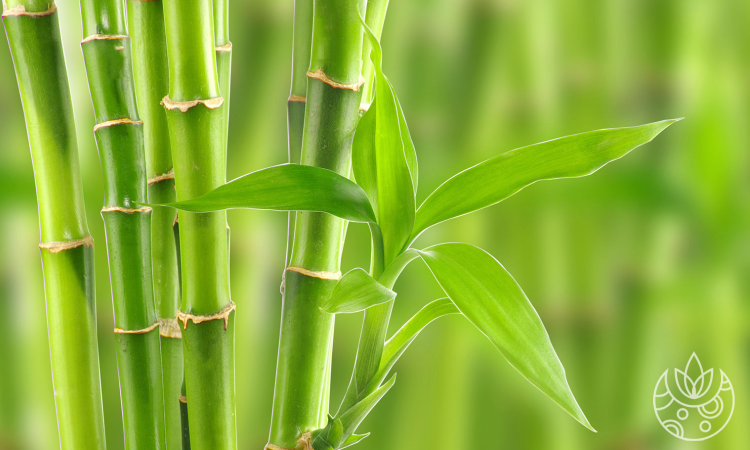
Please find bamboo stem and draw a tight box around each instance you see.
[2,2,106,448]
[77,0,167,446]
[127,0,184,447]
[268,1,366,448]
[161,0,236,447]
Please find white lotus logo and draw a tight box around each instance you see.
[653,353,734,441]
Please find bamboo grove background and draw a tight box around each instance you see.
[1,0,749,448]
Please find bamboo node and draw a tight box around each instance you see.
[101,206,152,214]
[148,168,175,185]
[161,95,224,113]
[93,117,143,132]
[287,94,306,103]
[179,394,187,404]
[307,69,365,91]
[2,2,56,17]
[81,34,130,44]
[158,317,182,339]
[296,431,313,450]
[115,46,124,51]
[39,235,93,253]
[114,322,159,335]
[215,42,232,52]
[176,301,236,330]
[285,266,341,281]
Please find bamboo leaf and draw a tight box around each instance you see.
[159,163,376,223]
[353,18,416,263]
[416,243,595,431]
[321,268,397,314]
[413,119,680,239]
[340,433,369,449]
[336,374,396,446]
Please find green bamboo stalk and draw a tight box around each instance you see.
[161,0,236,448]
[77,0,167,447]
[268,1,366,448]
[126,1,184,448]
[213,0,231,159]
[284,0,313,268]
[2,2,107,449]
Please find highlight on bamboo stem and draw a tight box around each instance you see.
[78,0,167,446]
[160,0,236,446]
[163,8,680,448]
[2,1,107,448]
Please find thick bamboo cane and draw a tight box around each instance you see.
[77,0,167,446]
[2,2,106,448]
[161,0,236,447]
[268,1,366,448]
[126,0,184,448]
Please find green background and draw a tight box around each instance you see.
[1,0,748,448]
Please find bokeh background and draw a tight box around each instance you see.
[2,0,749,448]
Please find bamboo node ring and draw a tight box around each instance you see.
[158,317,182,339]
[114,322,159,335]
[93,117,143,132]
[176,301,236,330]
[39,235,94,253]
[307,69,365,91]
[285,266,341,281]
[148,168,175,185]
[161,95,224,112]
[287,94,306,103]
[215,42,232,52]
[81,34,130,44]
[2,3,57,17]
[179,394,187,404]
[101,206,152,214]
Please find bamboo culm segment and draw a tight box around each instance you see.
[78,0,167,445]
[161,0,236,446]
[127,0,184,447]
[269,0,366,448]
[3,2,107,448]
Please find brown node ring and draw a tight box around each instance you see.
[158,317,182,339]
[39,235,94,253]
[114,322,159,335]
[81,34,130,44]
[215,42,232,52]
[148,168,175,185]
[161,95,224,113]
[177,301,236,330]
[179,394,187,404]
[101,206,152,214]
[93,117,143,132]
[307,69,365,91]
[2,3,57,17]
[286,266,341,281]
[287,94,306,103]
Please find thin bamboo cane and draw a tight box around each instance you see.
[213,0,231,160]
[77,0,167,446]
[161,0,236,447]
[268,1,366,448]
[2,2,106,448]
[126,1,184,448]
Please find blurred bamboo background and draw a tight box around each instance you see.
[1,0,749,448]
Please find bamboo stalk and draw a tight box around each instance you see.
[2,2,107,448]
[77,0,167,446]
[161,0,236,447]
[268,1,366,448]
[126,0,184,448]
[213,0,231,160]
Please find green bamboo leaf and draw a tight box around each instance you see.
[340,433,369,449]
[336,374,396,446]
[158,163,376,223]
[416,243,595,431]
[321,268,397,314]
[353,18,416,263]
[413,119,681,239]
[354,298,459,402]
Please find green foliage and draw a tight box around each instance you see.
[412,119,681,239]
[321,269,396,314]
[352,19,417,264]
[416,243,593,430]
[162,164,376,223]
